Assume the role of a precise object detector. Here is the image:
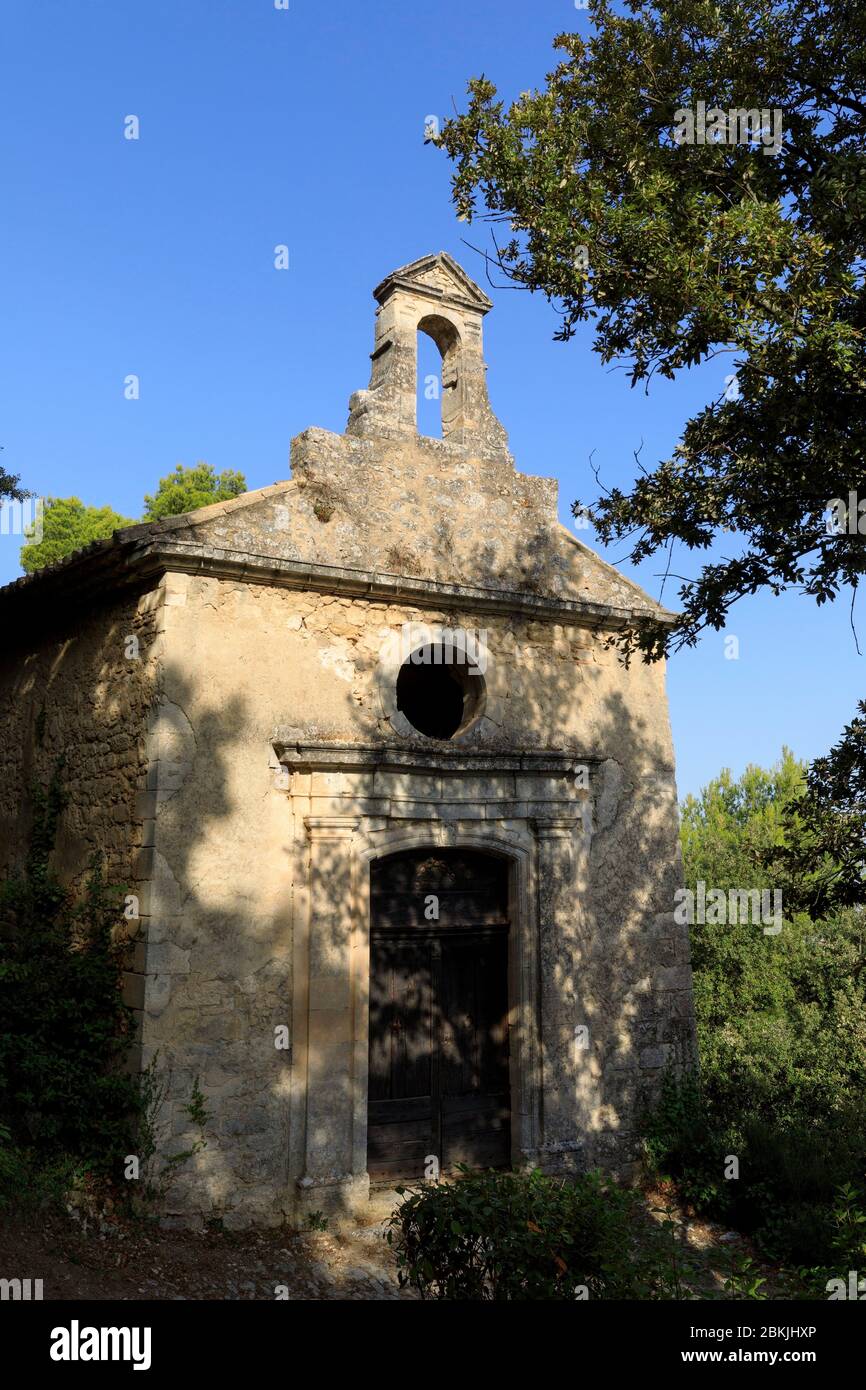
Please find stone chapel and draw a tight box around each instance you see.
[0,253,695,1227]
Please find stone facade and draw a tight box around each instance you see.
[0,253,696,1228]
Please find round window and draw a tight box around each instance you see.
[395,642,486,740]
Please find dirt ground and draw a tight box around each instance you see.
[0,1184,792,1302]
[0,1209,413,1301]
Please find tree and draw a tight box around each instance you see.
[0,451,25,510]
[142,462,246,520]
[438,0,866,912]
[650,754,866,1266]
[0,448,27,540]
[766,702,866,917]
[19,497,135,574]
[681,754,866,1121]
[16,464,248,573]
[438,0,866,659]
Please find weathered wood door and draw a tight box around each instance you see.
[367,850,510,1181]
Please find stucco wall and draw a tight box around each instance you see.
[140,572,692,1227]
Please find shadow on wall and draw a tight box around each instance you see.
[125,614,691,1226]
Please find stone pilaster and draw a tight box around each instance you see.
[534,813,591,1172]
[296,815,367,1216]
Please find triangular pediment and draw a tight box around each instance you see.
[89,427,673,625]
[373,252,493,313]
[0,431,675,629]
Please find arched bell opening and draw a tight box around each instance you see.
[416,313,463,441]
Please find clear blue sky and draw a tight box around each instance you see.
[1,0,861,799]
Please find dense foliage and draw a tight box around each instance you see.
[142,462,246,521]
[390,1167,677,1300]
[645,753,866,1271]
[387,1166,776,1300]
[438,0,866,661]
[767,701,866,918]
[18,463,248,572]
[0,773,213,1213]
[19,496,135,573]
[0,772,139,1183]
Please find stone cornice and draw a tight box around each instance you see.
[304,815,362,841]
[148,541,676,628]
[532,817,583,839]
[272,739,594,776]
[0,536,678,632]
[372,252,494,313]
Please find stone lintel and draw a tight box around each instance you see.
[532,816,582,839]
[273,740,595,776]
[304,815,360,842]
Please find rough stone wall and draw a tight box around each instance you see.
[127,262,662,617]
[149,577,673,761]
[155,428,656,615]
[0,584,162,1059]
[0,588,160,885]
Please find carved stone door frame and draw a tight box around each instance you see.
[275,741,591,1222]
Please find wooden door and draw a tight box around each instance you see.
[439,929,510,1170]
[367,850,510,1181]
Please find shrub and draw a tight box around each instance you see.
[387,1167,667,1300]
[659,755,866,1270]
[0,770,213,1222]
[0,1123,82,1214]
[0,770,140,1183]
[642,1070,732,1215]
[642,1071,866,1266]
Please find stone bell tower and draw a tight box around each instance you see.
[346,251,510,459]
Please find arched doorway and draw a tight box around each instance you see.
[367,848,511,1181]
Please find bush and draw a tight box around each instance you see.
[0,1128,82,1214]
[642,1070,732,1215]
[642,1071,866,1266]
[0,770,213,1223]
[387,1167,670,1300]
[659,755,866,1271]
[0,770,140,1183]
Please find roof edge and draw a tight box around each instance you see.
[0,537,680,631]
